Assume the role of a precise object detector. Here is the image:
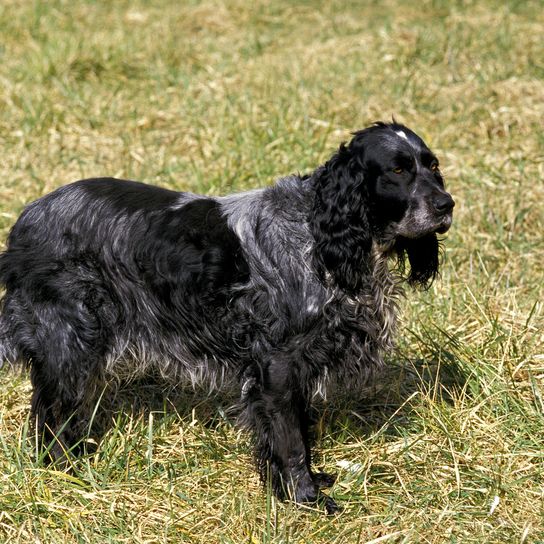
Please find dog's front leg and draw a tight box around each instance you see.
[242,357,339,514]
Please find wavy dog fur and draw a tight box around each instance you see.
[0,122,454,513]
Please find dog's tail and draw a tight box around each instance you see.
[0,248,19,367]
[0,310,19,368]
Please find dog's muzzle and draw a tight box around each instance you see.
[433,193,455,233]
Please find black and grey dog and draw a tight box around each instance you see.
[0,122,454,513]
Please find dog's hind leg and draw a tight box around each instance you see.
[4,289,107,462]
[243,358,339,514]
[30,359,99,462]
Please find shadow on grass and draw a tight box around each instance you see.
[313,354,468,443]
[86,351,469,447]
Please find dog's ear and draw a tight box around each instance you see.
[310,143,372,294]
[396,234,440,289]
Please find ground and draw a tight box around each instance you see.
[0,0,543,542]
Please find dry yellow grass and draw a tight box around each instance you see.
[1,1,543,542]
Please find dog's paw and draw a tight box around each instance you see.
[320,492,342,515]
[291,483,341,515]
[312,471,337,489]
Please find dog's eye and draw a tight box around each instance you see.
[430,162,439,172]
[393,167,403,174]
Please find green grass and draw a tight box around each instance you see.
[1,0,543,542]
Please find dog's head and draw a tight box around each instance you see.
[349,122,454,240]
[311,122,454,292]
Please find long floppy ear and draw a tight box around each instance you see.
[395,234,440,289]
[310,144,372,294]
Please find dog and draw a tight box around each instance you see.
[0,122,454,513]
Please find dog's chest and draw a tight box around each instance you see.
[328,251,401,354]
[363,251,401,350]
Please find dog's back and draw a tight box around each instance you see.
[4,177,255,351]
[0,179,258,453]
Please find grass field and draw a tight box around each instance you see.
[1,0,543,542]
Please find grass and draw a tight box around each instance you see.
[0,0,543,542]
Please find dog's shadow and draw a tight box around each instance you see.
[313,355,467,444]
[88,355,467,450]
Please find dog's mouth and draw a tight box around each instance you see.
[396,215,453,240]
[434,213,453,235]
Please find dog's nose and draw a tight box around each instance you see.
[433,194,455,214]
